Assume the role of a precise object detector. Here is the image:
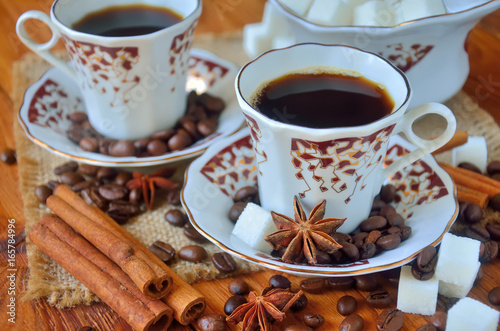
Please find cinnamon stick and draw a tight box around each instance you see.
[457,185,488,209]
[432,130,468,155]
[439,162,500,198]
[46,194,171,300]
[30,215,172,331]
[54,184,206,325]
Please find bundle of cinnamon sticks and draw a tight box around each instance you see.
[29,184,206,330]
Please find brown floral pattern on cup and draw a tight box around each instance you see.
[381,43,434,73]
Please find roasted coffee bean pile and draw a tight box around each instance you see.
[66,91,225,157]
[35,161,181,224]
[228,184,412,266]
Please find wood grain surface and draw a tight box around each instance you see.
[1,1,500,330]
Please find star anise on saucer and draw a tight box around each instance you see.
[126,168,178,210]
[265,196,346,265]
[226,288,303,331]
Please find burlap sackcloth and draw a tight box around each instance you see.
[12,32,500,308]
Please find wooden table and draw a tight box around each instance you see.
[1,1,500,330]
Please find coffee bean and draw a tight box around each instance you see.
[47,180,61,191]
[352,232,369,247]
[199,93,225,113]
[129,187,142,204]
[337,295,357,316]
[360,216,387,232]
[197,118,217,136]
[366,289,392,308]
[341,242,360,261]
[224,295,246,315]
[79,137,98,152]
[269,274,291,289]
[386,213,404,227]
[480,240,498,263]
[168,129,192,151]
[360,243,377,259]
[149,241,175,264]
[54,161,78,175]
[114,172,132,186]
[487,160,500,176]
[60,172,85,186]
[178,245,207,262]
[147,139,168,156]
[212,252,237,273]
[107,200,140,216]
[377,234,401,250]
[98,184,128,200]
[67,124,84,143]
[416,324,437,331]
[228,201,248,222]
[458,162,482,173]
[464,204,482,224]
[486,223,500,240]
[164,209,187,227]
[430,311,447,331]
[190,105,208,121]
[228,279,249,295]
[488,286,500,305]
[315,250,332,264]
[366,230,382,244]
[98,138,116,155]
[183,222,208,243]
[35,185,52,203]
[96,167,117,180]
[0,148,16,164]
[327,276,354,291]
[182,120,200,139]
[284,325,312,331]
[72,179,99,192]
[67,111,88,124]
[303,313,324,328]
[299,278,326,294]
[377,308,404,331]
[380,184,397,203]
[354,274,379,291]
[332,232,352,244]
[416,245,438,273]
[290,293,308,312]
[234,186,259,202]
[109,140,136,157]
[151,129,174,141]
[78,163,99,177]
[493,173,500,182]
[465,223,490,242]
[490,194,500,211]
[340,314,364,331]
[166,188,181,206]
[399,225,412,241]
[196,313,227,331]
[411,262,434,281]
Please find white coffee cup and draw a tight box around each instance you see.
[236,43,456,233]
[17,0,201,140]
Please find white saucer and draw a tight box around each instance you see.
[18,49,244,167]
[182,128,458,277]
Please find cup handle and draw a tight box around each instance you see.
[16,10,78,82]
[380,102,457,180]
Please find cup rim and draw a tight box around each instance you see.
[270,0,500,30]
[50,0,201,40]
[236,43,411,133]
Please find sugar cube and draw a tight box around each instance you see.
[395,0,446,24]
[446,297,500,331]
[231,203,276,253]
[438,261,480,298]
[435,233,481,286]
[397,266,439,315]
[353,0,395,26]
[243,23,272,59]
[306,0,352,26]
[278,0,314,16]
[452,136,488,174]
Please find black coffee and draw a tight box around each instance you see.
[251,71,395,128]
[72,4,183,37]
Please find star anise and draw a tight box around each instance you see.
[226,288,303,331]
[126,168,178,210]
[265,196,346,265]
